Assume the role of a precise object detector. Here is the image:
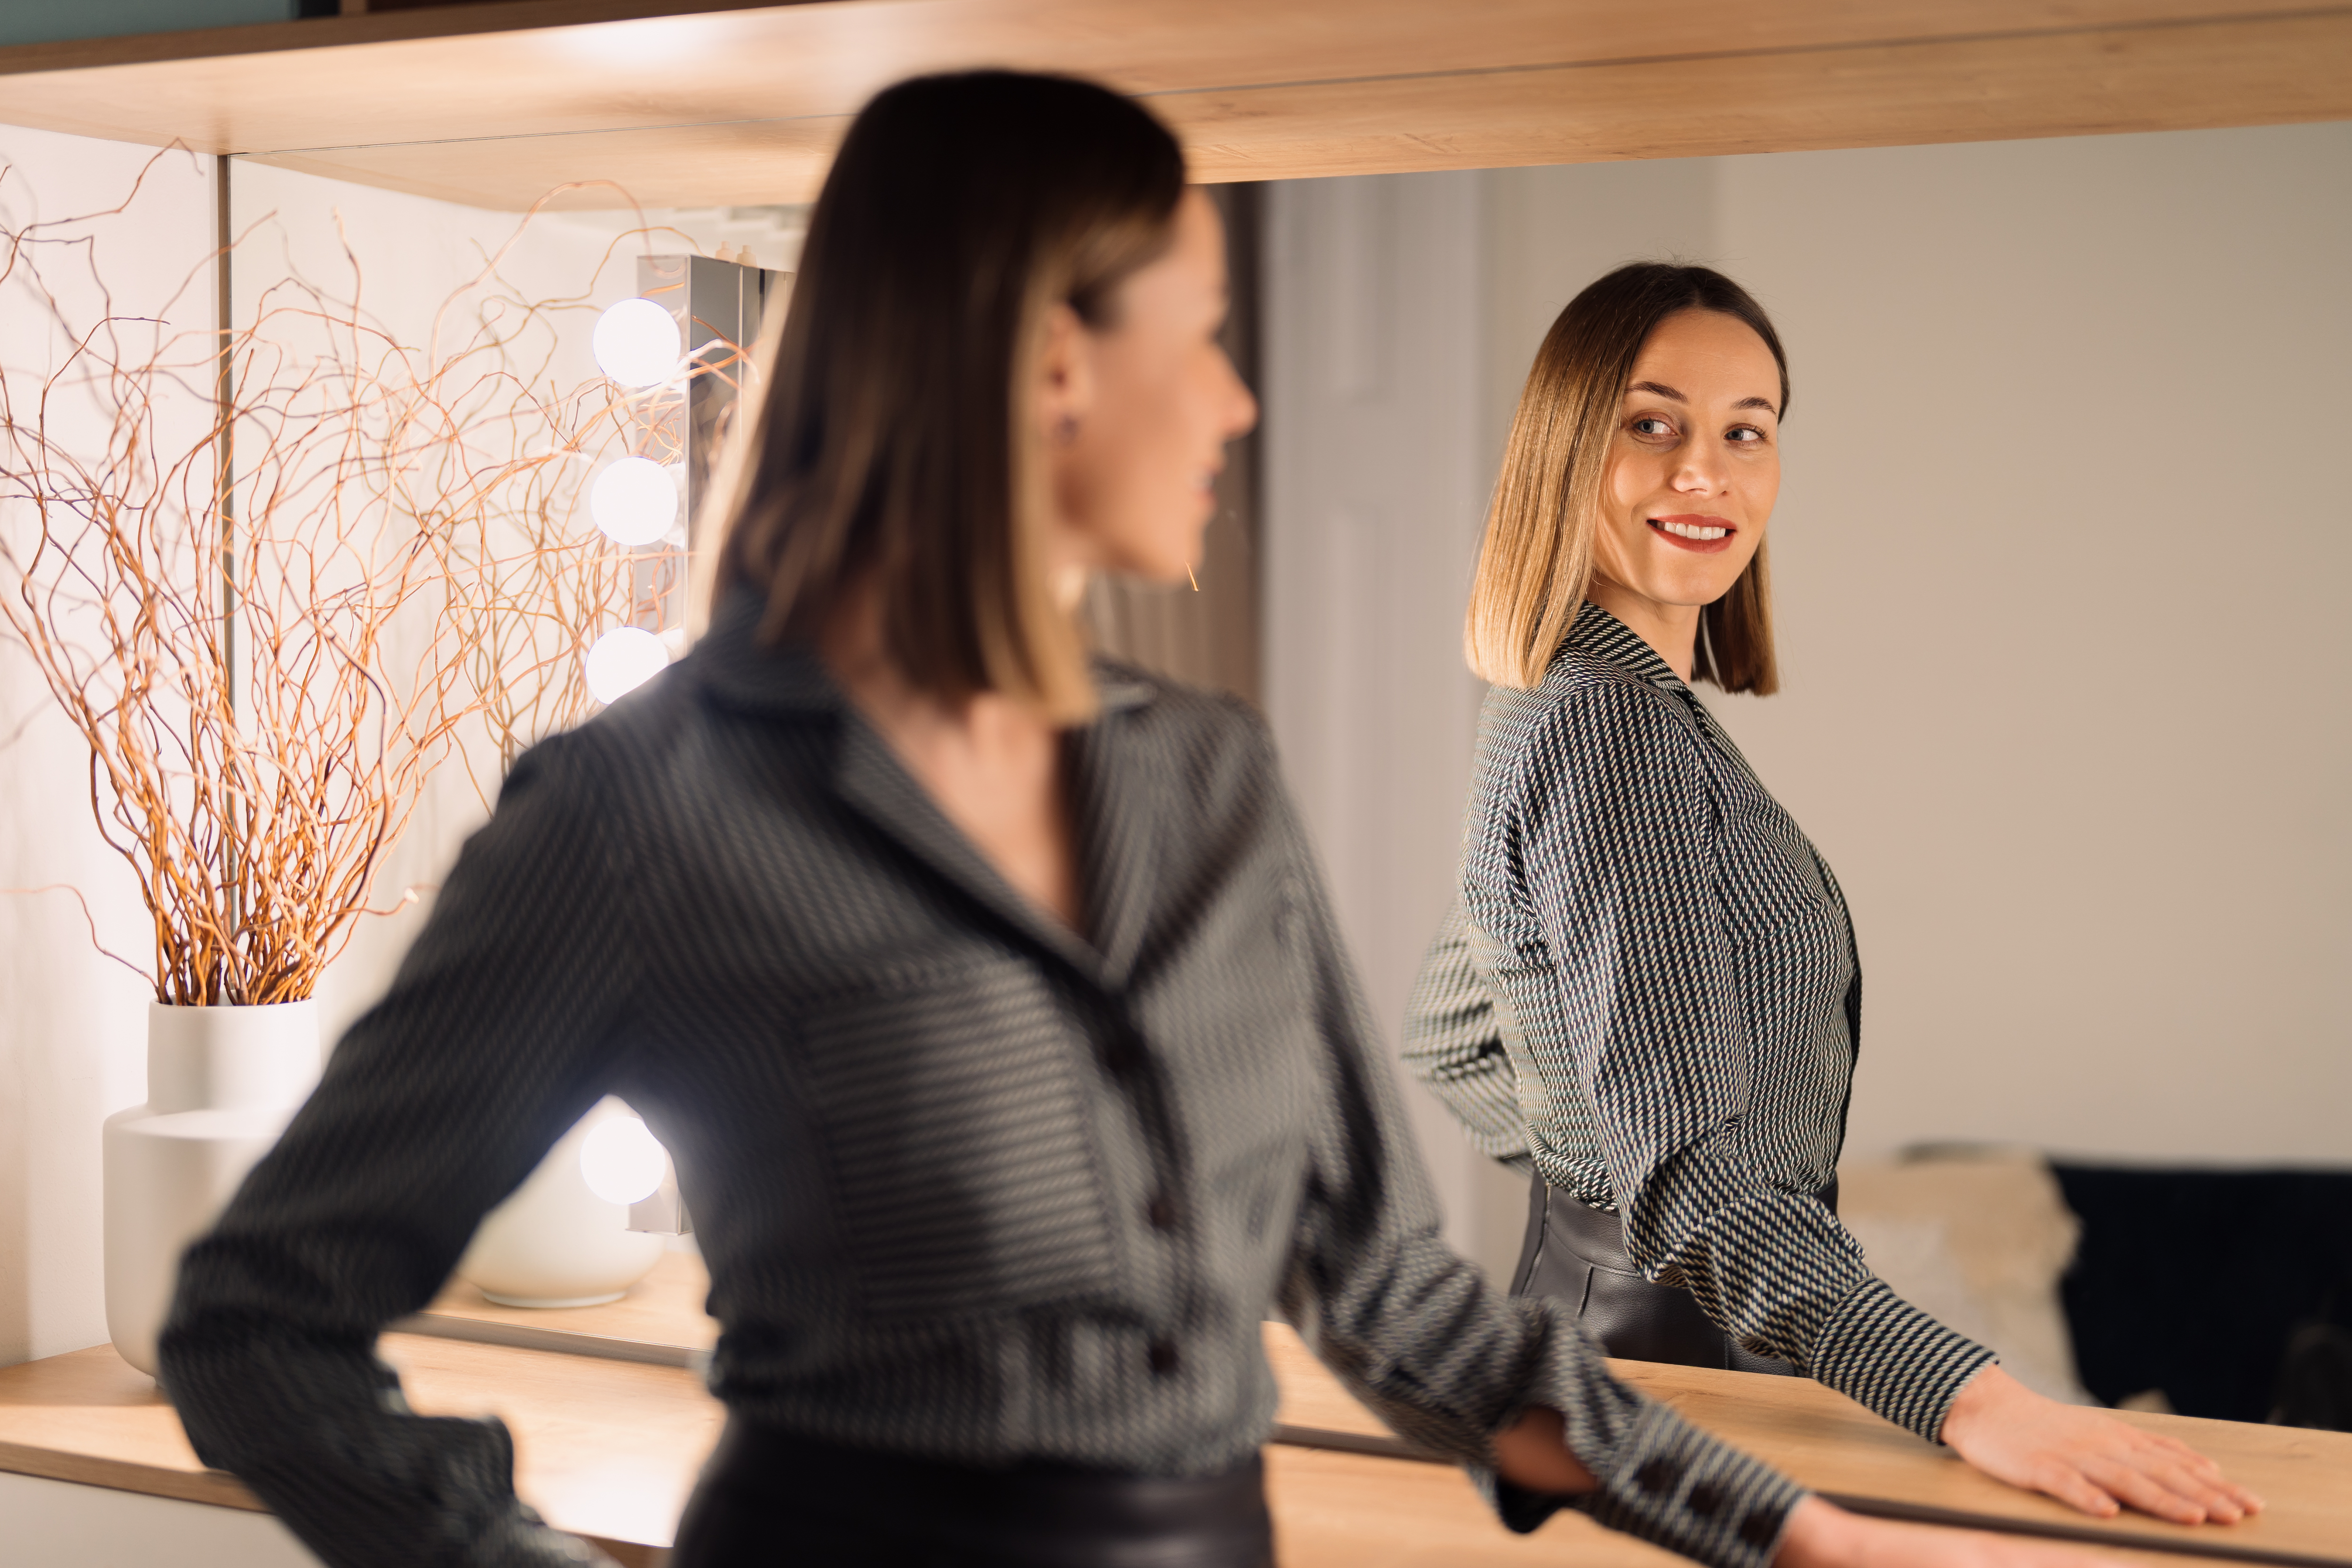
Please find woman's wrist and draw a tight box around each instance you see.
[1491,1404,1599,1494]
[1771,1497,1857,1568]
[1938,1362,2023,1449]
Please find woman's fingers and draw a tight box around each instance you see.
[2026,1459,2121,1520]
[2122,1427,2265,1513]
[2079,1454,2213,1525]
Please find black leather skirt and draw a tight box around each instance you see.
[669,1417,1274,1568]
[1510,1175,1839,1377]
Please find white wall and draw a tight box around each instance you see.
[1264,124,2352,1259]
[0,129,216,1369]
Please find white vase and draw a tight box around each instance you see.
[103,1001,322,1375]
[456,1097,663,1307]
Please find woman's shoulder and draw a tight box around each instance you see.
[1486,646,1705,761]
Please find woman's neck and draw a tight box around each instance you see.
[1582,577,1700,684]
[818,581,1086,936]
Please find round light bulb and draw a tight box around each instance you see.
[589,457,679,546]
[584,626,669,705]
[580,1114,668,1206]
[592,298,682,388]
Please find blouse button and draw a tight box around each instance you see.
[1147,1195,1180,1231]
[1634,1457,1682,1496]
[1147,1339,1180,1376]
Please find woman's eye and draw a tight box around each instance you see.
[1726,425,1766,444]
[1630,417,1674,438]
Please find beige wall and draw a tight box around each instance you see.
[1470,123,2352,1172]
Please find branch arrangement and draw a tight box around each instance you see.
[0,158,693,1005]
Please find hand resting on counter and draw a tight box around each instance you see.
[1940,1364,2263,1525]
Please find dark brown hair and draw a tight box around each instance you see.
[712,71,1186,720]
[1466,261,1789,695]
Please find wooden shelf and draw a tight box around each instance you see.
[0,2,2347,210]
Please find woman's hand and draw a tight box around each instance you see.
[1939,1366,2262,1524]
[1776,1497,2127,1568]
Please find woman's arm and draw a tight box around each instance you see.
[1399,900,1536,1173]
[159,732,647,1568]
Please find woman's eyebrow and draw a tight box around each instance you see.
[1627,381,1779,415]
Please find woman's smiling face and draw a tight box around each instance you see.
[1590,307,1783,621]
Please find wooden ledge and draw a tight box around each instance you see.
[4,1260,2344,1567]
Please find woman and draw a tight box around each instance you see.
[1404,263,2257,1528]
[167,77,2116,1568]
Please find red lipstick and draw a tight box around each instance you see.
[1648,514,1737,554]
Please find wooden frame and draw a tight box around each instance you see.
[2,2,2349,210]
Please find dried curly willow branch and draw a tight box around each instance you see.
[0,152,702,1006]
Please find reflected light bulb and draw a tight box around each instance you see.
[593,298,682,388]
[580,1115,668,1206]
[584,626,669,705]
[589,457,678,546]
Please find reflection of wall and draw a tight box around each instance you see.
[1260,172,1518,1273]
[1265,126,2352,1280]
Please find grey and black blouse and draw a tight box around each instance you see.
[1405,602,1996,1442]
[162,591,1806,1568]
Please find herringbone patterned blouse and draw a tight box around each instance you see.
[1405,603,1995,1442]
[163,591,1805,1568]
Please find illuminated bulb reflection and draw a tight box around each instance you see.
[592,298,682,388]
[584,626,669,705]
[590,457,678,546]
[580,1114,668,1206]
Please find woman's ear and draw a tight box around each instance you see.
[1034,301,1096,446]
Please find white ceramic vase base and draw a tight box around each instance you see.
[103,1002,323,1376]
[455,1097,663,1310]
[477,1289,628,1309]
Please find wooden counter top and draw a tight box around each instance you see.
[1263,1323,2352,1568]
[0,1329,1676,1567]
[5,1262,2345,1568]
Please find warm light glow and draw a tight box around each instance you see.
[589,457,679,546]
[584,626,669,705]
[592,298,682,388]
[580,1114,668,1206]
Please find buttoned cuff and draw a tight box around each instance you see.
[1479,1399,1805,1568]
[1808,1275,1999,1442]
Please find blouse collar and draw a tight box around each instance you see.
[1563,600,1695,701]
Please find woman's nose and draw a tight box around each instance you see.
[1672,441,1729,492]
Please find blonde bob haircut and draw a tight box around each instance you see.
[1466,262,1789,696]
[711,71,1185,723]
